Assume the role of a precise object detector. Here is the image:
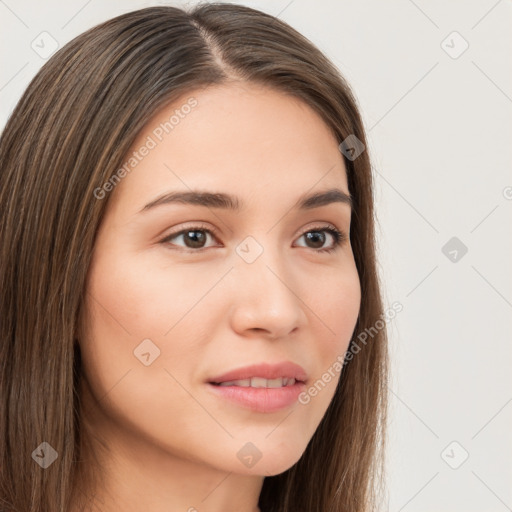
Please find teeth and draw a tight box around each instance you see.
[219,379,251,387]
[218,377,297,388]
[251,377,271,388]
[265,378,283,388]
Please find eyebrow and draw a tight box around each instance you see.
[139,187,353,213]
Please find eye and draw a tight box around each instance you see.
[294,225,347,253]
[160,224,219,252]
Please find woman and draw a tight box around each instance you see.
[0,4,388,511]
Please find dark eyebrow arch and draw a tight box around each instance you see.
[139,187,352,213]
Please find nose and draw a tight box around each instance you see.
[228,246,307,340]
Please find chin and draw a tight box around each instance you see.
[231,444,307,477]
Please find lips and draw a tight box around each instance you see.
[217,377,297,388]
[208,361,308,385]
[206,362,308,413]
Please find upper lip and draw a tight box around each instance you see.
[208,362,308,384]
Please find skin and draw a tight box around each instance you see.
[75,81,361,512]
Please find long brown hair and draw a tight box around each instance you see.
[0,4,388,511]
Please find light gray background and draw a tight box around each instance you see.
[1,1,511,510]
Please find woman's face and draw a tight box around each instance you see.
[80,82,361,477]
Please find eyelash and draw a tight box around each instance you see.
[159,223,347,254]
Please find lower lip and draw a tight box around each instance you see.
[207,381,306,413]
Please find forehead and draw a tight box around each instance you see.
[109,82,349,213]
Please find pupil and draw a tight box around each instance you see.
[185,230,206,248]
[306,231,325,248]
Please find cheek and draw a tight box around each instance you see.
[302,265,361,401]
[310,263,361,349]
[79,249,225,394]
[78,251,218,452]
[84,247,221,340]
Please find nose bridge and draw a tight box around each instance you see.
[229,235,306,336]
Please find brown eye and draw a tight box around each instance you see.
[161,227,218,250]
[303,231,327,249]
[295,227,346,253]
[180,230,208,249]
